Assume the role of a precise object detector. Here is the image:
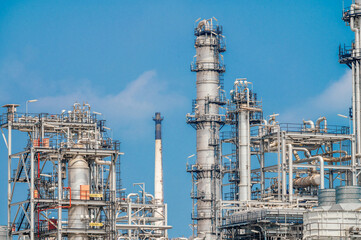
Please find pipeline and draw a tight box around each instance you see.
[293,174,321,187]
[303,120,315,131]
[316,117,327,132]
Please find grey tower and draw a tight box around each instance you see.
[187,18,226,240]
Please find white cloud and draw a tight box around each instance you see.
[33,70,187,138]
[280,70,352,122]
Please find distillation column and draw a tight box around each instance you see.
[68,152,89,240]
[189,19,225,240]
[236,88,251,201]
[153,112,164,227]
[340,1,361,185]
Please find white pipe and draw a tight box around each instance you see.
[316,117,327,132]
[303,120,315,130]
[127,193,139,201]
[238,110,249,201]
[293,174,321,187]
[281,132,287,201]
[94,157,112,166]
[294,156,325,189]
[293,147,311,158]
[145,193,154,201]
[287,144,293,202]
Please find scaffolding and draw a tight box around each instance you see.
[3,103,171,240]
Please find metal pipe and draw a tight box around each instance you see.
[293,174,321,187]
[316,117,327,132]
[58,155,62,240]
[94,157,111,166]
[294,156,325,189]
[30,148,35,240]
[303,120,315,130]
[276,126,281,200]
[238,110,249,201]
[293,147,311,158]
[281,132,287,201]
[7,123,11,239]
[287,144,293,202]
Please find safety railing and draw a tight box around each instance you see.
[190,62,226,72]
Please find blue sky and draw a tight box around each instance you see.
[0,0,355,238]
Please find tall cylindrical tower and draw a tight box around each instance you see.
[153,112,164,226]
[339,2,361,185]
[187,18,226,240]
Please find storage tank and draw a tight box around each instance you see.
[0,226,7,240]
[336,186,361,204]
[318,188,336,207]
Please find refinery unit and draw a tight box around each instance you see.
[1,104,170,239]
[2,1,361,240]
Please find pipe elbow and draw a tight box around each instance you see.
[303,120,315,130]
[316,117,327,132]
[127,193,138,200]
[95,157,112,166]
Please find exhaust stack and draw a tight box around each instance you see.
[153,112,164,226]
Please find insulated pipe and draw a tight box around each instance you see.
[294,156,325,189]
[287,144,293,202]
[316,117,327,132]
[303,120,315,131]
[127,193,139,202]
[145,193,154,201]
[281,132,287,201]
[293,147,311,158]
[238,110,250,201]
[197,19,210,31]
[293,174,321,187]
[94,157,111,166]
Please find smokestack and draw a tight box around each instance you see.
[153,112,164,226]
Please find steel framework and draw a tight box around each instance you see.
[3,103,171,240]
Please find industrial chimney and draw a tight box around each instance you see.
[153,112,164,226]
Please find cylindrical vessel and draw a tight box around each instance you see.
[293,174,321,187]
[68,155,89,240]
[336,186,361,204]
[318,188,336,206]
[191,19,225,240]
[238,110,249,201]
